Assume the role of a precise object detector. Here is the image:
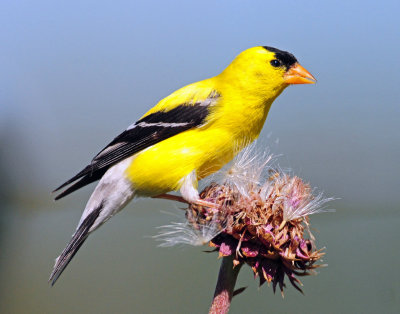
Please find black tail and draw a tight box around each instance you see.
[49,203,102,286]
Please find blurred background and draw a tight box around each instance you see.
[1,1,399,313]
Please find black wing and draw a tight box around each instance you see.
[53,92,220,200]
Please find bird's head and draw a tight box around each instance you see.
[218,46,316,100]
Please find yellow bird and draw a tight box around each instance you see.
[50,46,316,284]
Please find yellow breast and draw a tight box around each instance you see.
[125,126,234,196]
[125,52,287,196]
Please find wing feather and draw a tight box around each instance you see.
[53,91,220,199]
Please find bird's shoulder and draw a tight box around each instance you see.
[141,78,220,118]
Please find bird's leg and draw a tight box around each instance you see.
[152,193,189,204]
[153,193,219,210]
[180,171,220,211]
[153,172,220,210]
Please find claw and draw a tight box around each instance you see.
[194,199,221,212]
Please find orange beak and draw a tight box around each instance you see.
[284,63,316,84]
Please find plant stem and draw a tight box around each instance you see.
[209,256,242,314]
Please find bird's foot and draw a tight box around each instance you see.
[193,199,221,212]
[152,194,220,211]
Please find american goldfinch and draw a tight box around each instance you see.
[50,46,316,285]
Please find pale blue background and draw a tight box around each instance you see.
[1,1,399,313]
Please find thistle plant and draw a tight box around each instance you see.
[156,145,333,313]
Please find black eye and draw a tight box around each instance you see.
[270,59,281,67]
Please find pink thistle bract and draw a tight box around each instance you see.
[188,171,329,295]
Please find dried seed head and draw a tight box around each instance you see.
[156,146,333,295]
